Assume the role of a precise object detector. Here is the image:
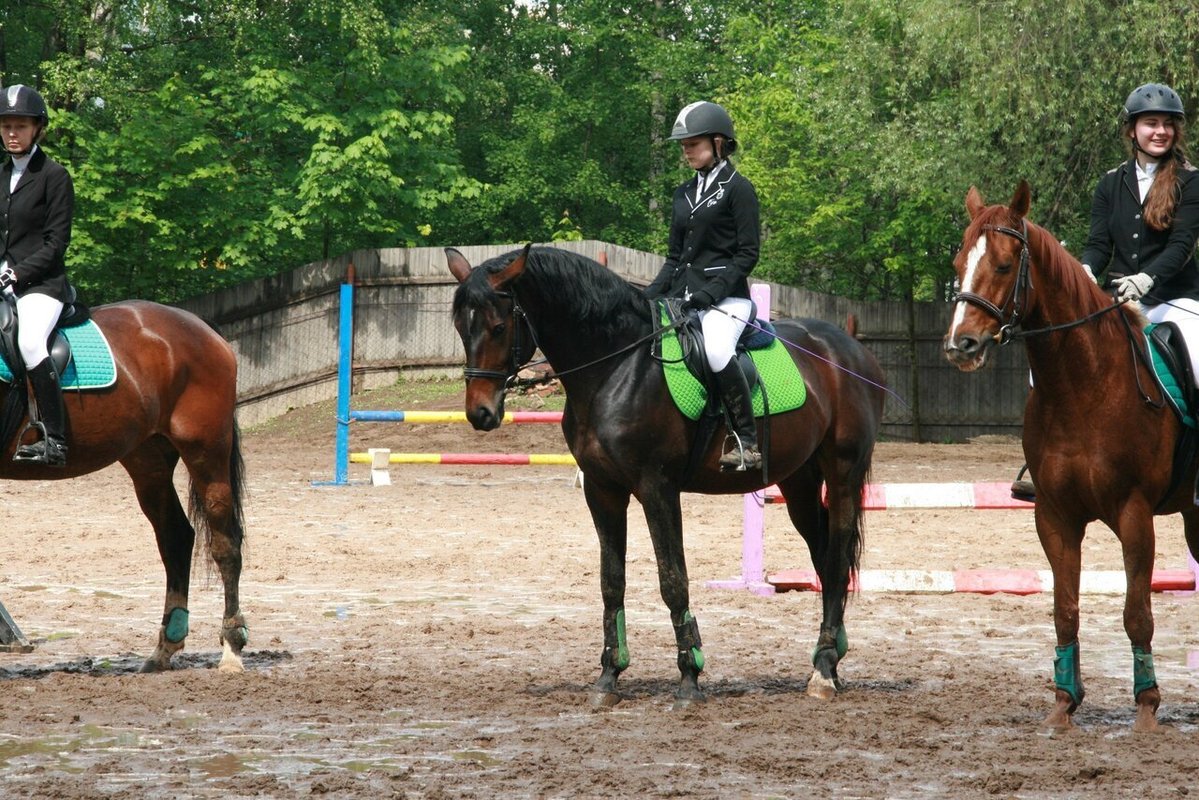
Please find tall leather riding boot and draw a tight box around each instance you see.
[714,360,762,471]
[14,358,68,467]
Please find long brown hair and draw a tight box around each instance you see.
[1124,115,1190,230]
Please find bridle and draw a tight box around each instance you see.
[460,290,688,390]
[952,221,1033,345]
[460,290,539,386]
[953,220,1126,343]
[953,218,1165,409]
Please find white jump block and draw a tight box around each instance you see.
[368,448,392,486]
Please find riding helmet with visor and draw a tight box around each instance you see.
[1122,83,1185,121]
[0,84,49,124]
[669,101,738,157]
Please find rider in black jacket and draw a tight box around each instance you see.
[646,101,763,471]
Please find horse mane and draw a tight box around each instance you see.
[462,247,653,338]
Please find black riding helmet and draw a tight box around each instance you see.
[0,84,49,123]
[1123,83,1185,121]
[669,101,738,158]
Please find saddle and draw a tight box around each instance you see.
[661,297,780,482]
[661,297,777,394]
[0,292,91,384]
[1145,322,1199,510]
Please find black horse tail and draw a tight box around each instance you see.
[188,419,248,556]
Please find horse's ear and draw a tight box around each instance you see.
[965,186,985,220]
[489,242,533,290]
[446,248,473,283]
[1010,180,1031,219]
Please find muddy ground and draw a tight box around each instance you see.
[0,382,1196,798]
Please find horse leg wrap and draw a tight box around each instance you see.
[810,625,849,665]
[1132,646,1158,698]
[162,607,190,644]
[1053,640,1085,709]
[674,610,704,673]
[601,608,630,672]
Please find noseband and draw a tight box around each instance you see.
[461,291,538,386]
[952,221,1031,345]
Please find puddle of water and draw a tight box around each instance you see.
[199,751,252,779]
[0,724,143,769]
[451,749,503,767]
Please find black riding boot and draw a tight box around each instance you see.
[714,360,762,471]
[14,358,68,467]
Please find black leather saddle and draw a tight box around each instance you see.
[662,297,778,391]
[0,291,91,383]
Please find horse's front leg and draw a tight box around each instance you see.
[1036,505,1086,730]
[583,476,631,707]
[639,486,704,707]
[1118,506,1161,733]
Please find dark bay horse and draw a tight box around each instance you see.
[943,180,1199,731]
[448,245,884,705]
[0,300,248,672]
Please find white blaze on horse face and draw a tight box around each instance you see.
[948,235,987,340]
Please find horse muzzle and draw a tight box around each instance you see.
[942,332,994,372]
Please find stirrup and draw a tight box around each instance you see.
[1010,464,1035,503]
[12,422,67,467]
[719,436,762,472]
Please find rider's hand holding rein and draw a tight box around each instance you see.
[1115,272,1155,302]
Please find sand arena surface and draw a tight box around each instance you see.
[0,383,1196,798]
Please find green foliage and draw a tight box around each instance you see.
[5,1,1199,304]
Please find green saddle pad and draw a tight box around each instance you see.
[0,319,117,390]
[1146,323,1196,429]
[659,303,806,421]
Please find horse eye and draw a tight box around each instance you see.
[491,322,506,336]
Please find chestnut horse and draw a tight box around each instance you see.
[943,180,1199,731]
[0,300,248,672]
[448,245,884,706]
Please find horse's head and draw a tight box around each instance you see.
[447,244,537,431]
[943,180,1033,372]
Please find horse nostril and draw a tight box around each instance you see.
[956,335,980,355]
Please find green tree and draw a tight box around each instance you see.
[9,0,480,302]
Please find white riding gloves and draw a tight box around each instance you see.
[1080,263,1098,284]
[1115,272,1154,302]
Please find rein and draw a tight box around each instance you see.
[466,293,688,390]
[955,220,1164,408]
[953,221,1128,343]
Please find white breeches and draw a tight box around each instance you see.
[16,293,64,366]
[697,296,753,372]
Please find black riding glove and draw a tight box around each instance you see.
[681,291,713,312]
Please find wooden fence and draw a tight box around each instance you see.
[177,240,1028,441]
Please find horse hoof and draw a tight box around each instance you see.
[217,640,245,673]
[1041,708,1074,732]
[806,671,837,700]
[591,691,622,709]
[1133,707,1160,733]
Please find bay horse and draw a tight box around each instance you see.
[448,245,884,705]
[0,300,248,672]
[943,180,1199,731]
